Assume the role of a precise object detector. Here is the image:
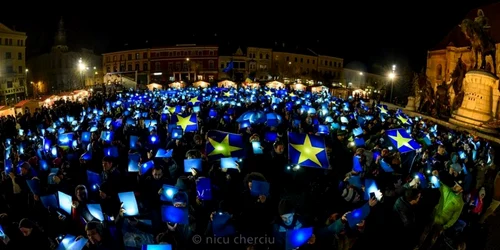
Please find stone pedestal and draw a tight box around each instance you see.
[405,96,416,111]
[449,70,500,132]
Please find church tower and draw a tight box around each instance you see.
[52,17,68,52]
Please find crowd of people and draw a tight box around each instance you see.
[0,86,498,250]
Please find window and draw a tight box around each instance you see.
[143,52,147,59]
[266,54,269,59]
[155,62,161,71]
[208,75,214,81]
[436,64,443,80]
[18,66,22,73]
[5,52,11,59]
[18,52,22,60]
[260,54,263,59]
[106,66,111,72]
[7,81,13,88]
[128,54,132,60]
[135,64,139,71]
[6,66,13,73]
[135,53,140,60]
[143,63,148,71]
[209,51,214,56]
[127,64,132,71]
[197,75,203,80]
[286,56,289,61]
[113,56,116,61]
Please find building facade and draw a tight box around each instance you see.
[149,44,218,83]
[426,3,500,92]
[343,68,389,90]
[102,49,150,85]
[219,47,247,81]
[0,23,27,105]
[28,18,102,94]
[247,47,273,81]
[317,55,343,83]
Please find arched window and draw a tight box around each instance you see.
[436,64,442,80]
[486,62,492,73]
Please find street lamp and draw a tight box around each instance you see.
[388,71,396,102]
[186,58,191,81]
[78,58,87,89]
[25,69,29,99]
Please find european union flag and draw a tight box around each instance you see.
[386,128,421,154]
[377,104,389,115]
[187,96,201,106]
[288,132,329,168]
[396,112,413,126]
[171,114,198,133]
[205,130,244,160]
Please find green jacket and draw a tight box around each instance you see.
[433,182,464,229]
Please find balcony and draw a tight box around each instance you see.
[0,87,25,96]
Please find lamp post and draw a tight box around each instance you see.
[78,58,87,89]
[186,58,191,82]
[24,68,30,99]
[388,65,396,102]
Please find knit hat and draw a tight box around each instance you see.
[19,218,35,229]
[172,191,188,204]
[278,199,295,215]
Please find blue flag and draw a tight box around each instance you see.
[205,130,244,160]
[222,61,234,73]
[386,128,421,154]
[288,132,329,168]
[171,114,198,133]
[376,104,389,114]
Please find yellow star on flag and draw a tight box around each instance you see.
[223,92,231,97]
[388,130,414,150]
[167,106,176,114]
[188,96,199,105]
[289,92,296,97]
[290,135,325,167]
[176,114,197,131]
[265,90,273,96]
[397,114,408,125]
[379,106,388,114]
[208,134,242,157]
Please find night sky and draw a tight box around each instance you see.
[1,1,497,74]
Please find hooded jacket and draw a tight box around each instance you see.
[433,181,464,229]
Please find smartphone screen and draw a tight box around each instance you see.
[369,192,375,199]
[252,141,263,154]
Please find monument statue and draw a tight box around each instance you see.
[435,80,453,117]
[459,9,497,75]
[449,9,500,133]
[449,57,467,111]
[416,71,435,114]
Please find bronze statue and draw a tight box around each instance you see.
[417,71,435,114]
[450,57,467,111]
[459,9,497,75]
[435,81,453,117]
